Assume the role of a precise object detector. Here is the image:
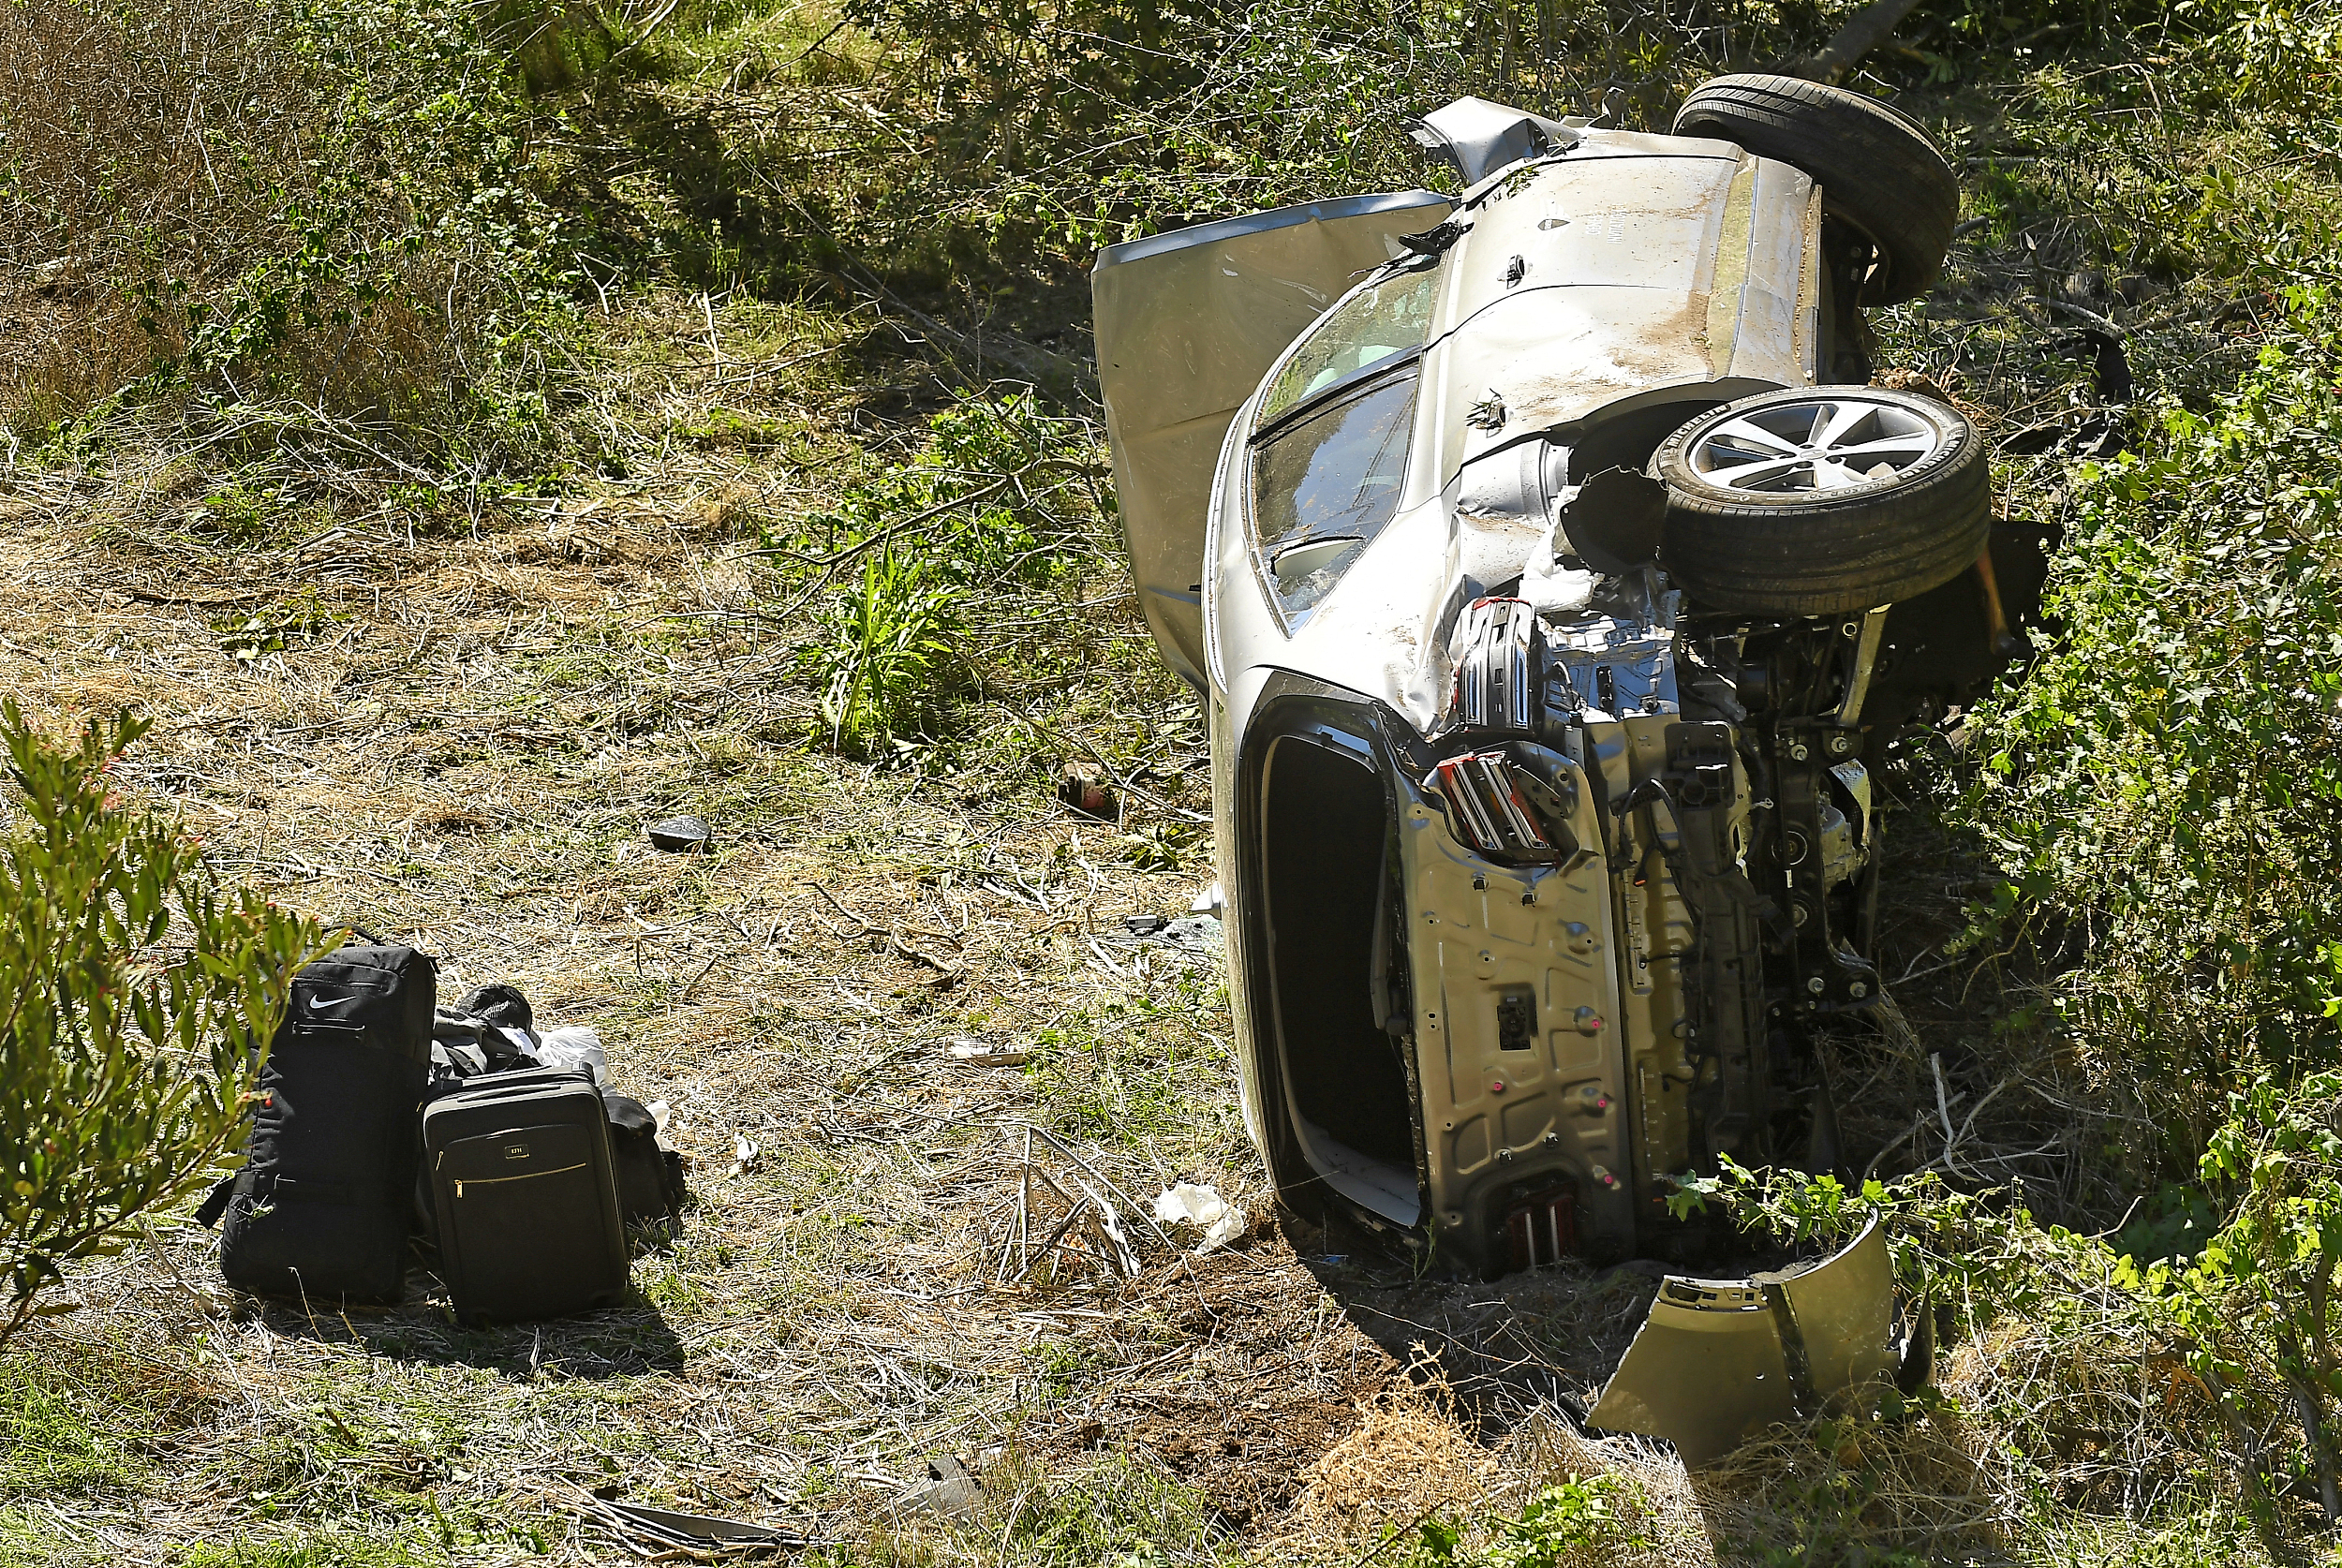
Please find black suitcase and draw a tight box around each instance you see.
[213,942,436,1304]
[423,1067,630,1323]
[418,1068,683,1233]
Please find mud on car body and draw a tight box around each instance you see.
[1093,78,2038,1459]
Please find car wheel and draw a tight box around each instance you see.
[1672,74,1958,306]
[1652,387,1991,615]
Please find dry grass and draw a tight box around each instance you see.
[0,8,2326,1554]
[0,283,1351,1564]
[0,0,543,437]
[0,272,2092,1566]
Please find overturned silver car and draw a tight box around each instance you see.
[1095,76,2008,1458]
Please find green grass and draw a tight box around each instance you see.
[0,1347,181,1501]
[172,1530,448,1567]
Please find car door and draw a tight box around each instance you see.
[1092,190,1453,688]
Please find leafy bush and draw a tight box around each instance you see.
[810,547,965,755]
[1966,288,2342,1161]
[0,0,571,453]
[0,704,319,1345]
[818,0,1854,271]
[841,0,1213,174]
[1691,1128,2342,1546]
[794,390,1108,754]
[1411,1475,1652,1566]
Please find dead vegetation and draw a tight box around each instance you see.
[0,0,562,451]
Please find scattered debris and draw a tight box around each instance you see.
[1152,1182,1247,1253]
[1587,1217,1906,1468]
[731,1133,759,1176]
[1056,761,1118,820]
[1189,881,1224,915]
[534,1022,608,1083]
[902,1455,983,1521]
[1112,910,1221,959]
[948,1037,1030,1067]
[31,255,81,295]
[980,1127,1172,1287]
[1157,914,1222,955]
[647,814,713,852]
[578,1493,816,1559]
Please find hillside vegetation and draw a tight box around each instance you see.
[3,0,2342,1562]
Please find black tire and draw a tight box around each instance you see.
[1653,386,1991,616]
[1673,73,1958,306]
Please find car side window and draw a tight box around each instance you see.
[1250,368,1419,622]
[1257,265,1441,426]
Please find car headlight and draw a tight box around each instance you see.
[1429,741,1581,864]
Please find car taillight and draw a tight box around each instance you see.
[1453,597,1538,733]
[1436,749,1549,858]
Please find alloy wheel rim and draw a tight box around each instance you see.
[1686,395,1946,493]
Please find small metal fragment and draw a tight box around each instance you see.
[583,1496,814,1554]
[908,1455,983,1521]
[645,815,712,853]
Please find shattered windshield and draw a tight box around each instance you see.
[1249,369,1419,622]
[1256,264,1441,427]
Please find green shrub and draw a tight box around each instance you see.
[1964,288,2342,1163]
[0,0,572,456]
[793,390,1109,754]
[819,0,1832,270]
[1689,1132,2342,1547]
[1410,1476,1652,1567]
[0,704,319,1346]
[809,546,965,755]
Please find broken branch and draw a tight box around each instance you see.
[1797,0,1926,82]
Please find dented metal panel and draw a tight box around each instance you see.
[1401,753,1639,1256]
[1411,95,1580,184]
[1708,155,1822,387]
[1093,191,1452,687]
[1424,143,1818,484]
[1590,1275,1796,1469]
[1589,1219,1900,1467]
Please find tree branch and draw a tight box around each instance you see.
[1797,0,1927,82]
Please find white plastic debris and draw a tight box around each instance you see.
[948,1036,1030,1067]
[535,1024,609,1084]
[732,1133,759,1176]
[1151,1182,1246,1253]
[1189,881,1225,916]
[1519,536,1599,615]
[645,1099,672,1137]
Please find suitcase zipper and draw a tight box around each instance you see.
[452,1161,589,1198]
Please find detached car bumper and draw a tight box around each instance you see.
[1589,1217,1923,1467]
